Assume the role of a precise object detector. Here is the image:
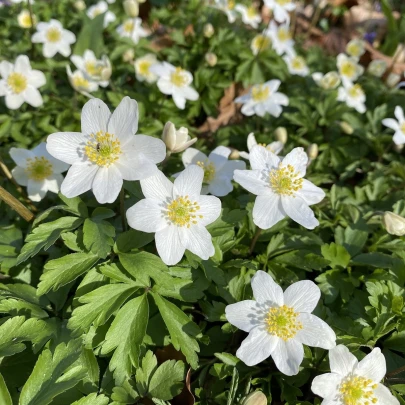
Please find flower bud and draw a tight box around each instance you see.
[274,127,287,144]
[241,391,268,405]
[229,148,240,159]
[74,0,86,11]
[123,0,139,17]
[162,122,197,154]
[339,121,354,135]
[367,59,387,78]
[205,52,217,67]
[386,73,401,88]
[100,56,112,81]
[307,143,319,160]
[382,212,405,236]
[204,23,214,38]
[122,49,135,63]
[18,9,37,29]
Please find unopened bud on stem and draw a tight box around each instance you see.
[382,211,405,236]
[162,122,197,153]
[241,391,268,405]
[274,127,287,144]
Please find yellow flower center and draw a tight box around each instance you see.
[348,84,363,98]
[123,20,135,33]
[197,160,216,183]
[339,375,378,405]
[170,67,188,87]
[247,6,257,18]
[277,27,291,42]
[46,27,62,43]
[92,9,102,17]
[7,72,27,94]
[138,60,152,75]
[85,61,103,77]
[166,196,203,227]
[252,35,271,53]
[266,305,303,341]
[401,123,405,134]
[84,131,122,167]
[25,157,53,181]
[227,0,235,10]
[321,72,340,89]
[269,164,303,196]
[347,43,361,58]
[19,12,35,28]
[251,85,270,102]
[72,75,90,90]
[276,0,290,5]
[341,61,356,78]
[291,56,305,70]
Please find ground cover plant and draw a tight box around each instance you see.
[0,0,405,404]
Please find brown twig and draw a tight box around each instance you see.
[386,364,405,378]
[249,227,262,255]
[0,186,34,222]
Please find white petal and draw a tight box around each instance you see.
[57,42,72,57]
[173,165,203,198]
[225,300,262,332]
[61,163,98,198]
[92,165,123,204]
[81,98,110,135]
[27,180,47,202]
[311,373,342,399]
[6,94,24,109]
[267,80,281,92]
[32,142,69,173]
[198,195,221,226]
[155,225,185,266]
[43,43,58,58]
[12,166,29,186]
[182,86,199,101]
[0,61,13,78]
[46,132,86,165]
[382,118,400,131]
[108,96,138,143]
[251,270,283,306]
[374,384,400,405]
[156,78,174,95]
[129,135,166,164]
[393,131,405,145]
[282,196,319,229]
[265,102,282,118]
[271,339,304,376]
[28,70,46,88]
[233,169,271,196]
[126,199,167,233]
[296,179,325,205]
[250,145,280,170]
[253,194,286,229]
[356,348,386,383]
[181,225,215,260]
[394,106,405,123]
[23,87,43,107]
[9,148,34,167]
[208,146,231,171]
[282,147,308,176]
[241,103,256,116]
[172,93,186,110]
[247,133,258,151]
[295,313,336,349]
[44,173,63,194]
[140,169,173,200]
[208,177,233,197]
[329,345,358,375]
[283,280,321,313]
[14,55,31,73]
[182,148,208,167]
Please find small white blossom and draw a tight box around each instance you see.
[336,53,364,85]
[234,147,325,229]
[250,33,272,55]
[337,82,366,113]
[235,4,262,28]
[312,71,341,89]
[235,80,289,118]
[382,106,405,145]
[226,270,336,375]
[386,72,401,88]
[46,97,166,204]
[87,1,116,27]
[346,38,366,60]
[267,21,295,56]
[212,0,238,23]
[18,9,36,29]
[66,65,99,95]
[382,211,405,236]
[264,0,296,23]
[239,133,284,160]
[312,345,399,405]
[117,17,148,44]
[0,55,46,110]
[283,54,309,76]
[367,59,387,78]
[162,122,197,154]
[10,142,69,202]
[126,165,221,265]
[71,50,111,87]
[134,53,158,83]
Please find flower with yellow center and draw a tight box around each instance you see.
[337,82,366,113]
[382,106,405,146]
[269,163,304,196]
[212,0,238,23]
[337,53,364,84]
[367,59,387,78]
[346,39,365,60]
[170,67,189,87]
[117,17,148,44]
[25,157,53,181]
[7,73,27,94]
[166,196,202,227]
[84,132,122,167]
[87,1,116,27]
[134,53,158,83]
[18,10,36,29]
[252,85,270,102]
[197,160,216,183]
[66,65,99,94]
[71,50,111,86]
[239,133,284,160]
[312,71,341,89]
[264,0,296,23]
[226,270,336,374]
[236,4,262,28]
[267,21,295,55]
[251,34,272,55]
[283,54,309,76]
[46,27,62,43]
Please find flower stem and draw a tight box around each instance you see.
[0,185,34,222]
[26,0,36,59]
[249,227,262,255]
[120,187,127,232]
[387,364,405,378]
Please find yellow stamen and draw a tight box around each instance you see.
[7,72,27,94]
[72,75,90,90]
[138,60,152,75]
[291,56,305,70]
[227,0,235,10]
[347,43,361,58]
[339,375,378,405]
[166,196,203,227]
[277,27,291,42]
[84,131,122,167]
[85,61,103,77]
[123,20,135,33]
[266,305,302,341]
[252,35,271,53]
[26,157,53,181]
[401,123,405,134]
[341,61,356,78]
[276,0,290,5]
[269,163,303,196]
[247,6,257,18]
[251,85,270,102]
[170,67,188,87]
[19,11,35,28]
[348,84,363,98]
[46,27,62,43]
[197,160,216,183]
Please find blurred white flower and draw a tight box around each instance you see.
[386,72,401,88]
[205,52,218,67]
[275,126,288,144]
[267,21,295,56]
[226,270,335,374]
[87,1,116,27]
[234,147,325,229]
[307,143,318,161]
[241,391,268,405]
[74,0,86,11]
[312,71,341,89]
[235,4,262,28]
[239,133,284,160]
[134,53,158,83]
[264,0,296,23]
[66,66,98,95]
[162,122,197,154]
[212,0,238,23]
[346,38,366,60]
[251,33,272,55]
[312,345,399,405]
[283,54,309,76]
[382,211,405,236]
[150,62,199,110]
[123,49,135,63]
[367,59,387,78]
[336,53,364,85]
[0,55,46,110]
[126,166,221,265]
[116,18,148,44]
[123,0,139,17]
[32,19,76,58]
[235,80,289,118]
[203,23,215,38]
[382,106,405,145]
[18,9,36,28]
[71,50,111,87]
[10,143,69,202]
[337,82,366,113]
[46,97,166,204]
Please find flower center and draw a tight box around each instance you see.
[339,375,378,405]
[46,27,62,43]
[170,67,188,87]
[291,56,305,70]
[348,84,363,98]
[7,72,27,94]
[266,305,302,341]
[341,61,356,78]
[247,6,257,17]
[401,123,405,134]
[84,131,122,167]
[227,0,235,10]
[347,43,361,57]
[85,61,103,77]
[72,75,90,90]
[25,157,53,181]
[277,27,291,42]
[92,8,102,17]
[252,35,271,52]
[322,72,340,89]
[138,60,152,75]
[123,20,135,33]
[20,12,34,28]
[252,85,270,102]
[276,0,290,5]
[197,160,216,183]
[166,196,203,227]
[269,164,303,196]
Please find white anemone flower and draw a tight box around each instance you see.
[235,4,262,28]
[312,345,399,405]
[267,21,295,56]
[0,55,46,110]
[312,71,341,90]
[234,147,325,229]
[239,133,284,160]
[46,97,166,204]
[66,66,98,95]
[134,53,158,83]
[336,53,364,85]
[235,80,289,118]
[382,106,405,146]
[212,0,238,23]
[179,146,245,197]
[250,33,272,55]
[283,54,309,76]
[31,19,76,58]
[126,165,221,266]
[18,9,36,29]
[264,0,296,23]
[337,82,366,114]
[71,50,111,87]
[150,62,199,110]
[87,1,116,27]
[346,38,366,60]
[10,142,69,202]
[116,18,148,44]
[226,270,336,375]
[367,60,387,78]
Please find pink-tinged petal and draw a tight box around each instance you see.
[251,270,284,306]
[92,165,123,204]
[61,163,98,198]
[155,225,185,266]
[81,98,110,135]
[283,280,321,313]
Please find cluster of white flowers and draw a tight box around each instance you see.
[87,1,116,27]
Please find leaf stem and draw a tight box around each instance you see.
[249,227,262,255]
[120,187,127,231]
[0,185,34,222]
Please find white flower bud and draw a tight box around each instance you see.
[367,60,387,78]
[122,49,135,63]
[229,148,240,159]
[18,9,37,29]
[162,122,197,154]
[100,56,112,81]
[241,391,268,405]
[386,73,401,88]
[274,127,288,144]
[382,211,405,236]
[123,0,139,17]
[74,0,86,11]
[205,52,217,67]
[307,143,319,160]
[204,23,214,38]
[340,121,354,134]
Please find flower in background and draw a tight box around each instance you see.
[264,0,296,23]
[212,0,238,23]
[134,53,158,83]
[346,38,366,60]
[312,345,399,405]
[126,165,221,265]
[235,80,289,118]
[239,133,284,160]
[251,33,272,55]
[234,147,325,229]
[283,54,309,76]
[382,106,405,145]
[203,23,215,38]
[386,72,401,88]
[0,55,46,109]
[74,0,86,11]
[10,143,69,202]
[235,4,262,28]
[226,270,336,374]
[32,19,76,58]
[162,122,197,154]
[205,52,218,67]
[116,18,148,44]
[71,50,111,87]
[382,211,405,236]
[267,21,295,56]
[180,146,246,196]
[66,66,98,95]
[337,82,366,113]
[336,53,364,85]
[87,1,116,27]
[46,97,166,204]
[18,9,36,28]
[367,59,387,77]
[150,62,199,110]
[312,71,341,89]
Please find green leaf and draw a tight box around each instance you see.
[83,215,115,259]
[37,252,99,296]
[114,230,155,253]
[58,194,89,218]
[71,393,110,405]
[148,360,185,400]
[136,351,158,397]
[352,253,394,268]
[0,373,12,405]
[74,14,105,57]
[321,243,351,269]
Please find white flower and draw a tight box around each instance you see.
[87,1,116,27]
[386,72,401,88]
[235,80,289,118]
[162,122,197,154]
[283,54,309,76]
[264,0,296,23]
[367,59,387,78]
[239,133,284,160]
[46,97,166,204]
[312,71,341,89]
[18,9,36,29]
[336,53,364,85]
[226,270,336,374]
[66,65,99,94]
[71,50,111,86]
[234,147,325,229]
[134,53,158,83]
[312,345,399,405]
[116,18,148,44]
[235,4,262,28]
[337,82,366,113]
[31,19,76,58]
[382,211,405,236]
[267,21,295,56]
[123,0,139,17]
[10,142,69,202]
[212,0,238,23]
[346,38,366,60]
[0,55,46,110]
[150,62,199,110]
[382,106,405,145]
[126,165,221,265]
[250,33,272,55]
